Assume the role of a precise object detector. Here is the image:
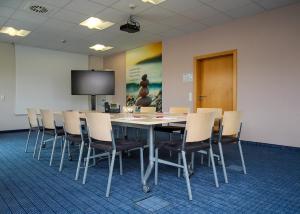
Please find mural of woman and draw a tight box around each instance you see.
[135,74,152,106]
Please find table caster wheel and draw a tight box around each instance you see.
[143,185,150,193]
[68,156,72,161]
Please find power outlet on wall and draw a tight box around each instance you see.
[0,95,5,101]
[188,92,192,102]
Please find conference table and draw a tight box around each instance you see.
[110,112,187,192]
[66,111,187,192]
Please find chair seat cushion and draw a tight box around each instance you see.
[66,133,88,144]
[157,140,210,152]
[213,135,238,144]
[91,139,146,152]
[154,126,185,134]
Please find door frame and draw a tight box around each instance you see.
[193,49,237,112]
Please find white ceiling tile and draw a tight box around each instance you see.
[111,0,153,14]
[12,10,49,24]
[138,18,174,33]
[0,16,8,26]
[179,4,220,20]
[53,9,88,24]
[252,0,300,10]
[35,0,72,7]
[160,15,194,28]
[176,21,207,33]
[20,1,61,17]
[226,2,264,19]
[95,8,128,24]
[0,6,15,18]
[65,0,106,16]
[159,0,205,12]
[199,0,252,11]
[89,0,120,7]
[139,6,176,22]
[4,18,40,31]
[0,0,23,9]
[42,18,77,32]
[200,13,232,26]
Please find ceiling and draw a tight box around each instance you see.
[0,0,299,56]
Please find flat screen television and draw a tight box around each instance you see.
[71,70,115,95]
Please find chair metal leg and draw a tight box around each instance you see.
[182,151,192,200]
[49,135,57,166]
[238,140,247,174]
[82,146,91,184]
[25,129,31,153]
[154,148,158,185]
[119,151,123,175]
[209,147,219,188]
[191,152,195,170]
[75,141,85,180]
[140,147,144,182]
[177,153,181,178]
[218,142,228,183]
[208,151,211,167]
[37,131,45,160]
[106,150,116,197]
[92,148,96,166]
[200,154,204,165]
[33,130,40,158]
[59,139,67,172]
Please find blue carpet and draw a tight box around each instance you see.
[0,131,300,213]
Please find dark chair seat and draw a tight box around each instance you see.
[91,139,145,152]
[213,135,238,144]
[157,140,210,153]
[66,133,88,144]
[154,125,185,134]
[44,126,65,136]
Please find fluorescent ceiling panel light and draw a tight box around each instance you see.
[0,27,31,37]
[141,0,166,5]
[90,44,113,51]
[80,17,114,30]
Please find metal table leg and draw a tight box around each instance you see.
[142,125,154,192]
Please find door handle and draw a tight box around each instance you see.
[198,96,207,101]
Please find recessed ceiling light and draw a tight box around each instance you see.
[90,44,113,51]
[0,27,30,37]
[80,17,114,30]
[141,0,166,5]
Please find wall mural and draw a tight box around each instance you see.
[126,42,162,112]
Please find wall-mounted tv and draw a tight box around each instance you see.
[71,70,115,95]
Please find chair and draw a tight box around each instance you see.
[217,111,247,184]
[83,112,146,197]
[154,112,219,200]
[154,107,190,137]
[140,106,156,113]
[25,108,41,158]
[196,108,222,165]
[37,109,64,166]
[59,111,86,180]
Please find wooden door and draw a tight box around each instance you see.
[194,50,237,111]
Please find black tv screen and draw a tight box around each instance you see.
[71,70,115,95]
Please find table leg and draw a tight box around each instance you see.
[142,125,154,192]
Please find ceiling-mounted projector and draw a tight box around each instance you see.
[120,15,140,33]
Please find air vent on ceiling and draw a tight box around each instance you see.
[29,5,48,14]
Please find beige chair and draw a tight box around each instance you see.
[154,112,219,200]
[217,111,246,184]
[154,107,190,137]
[196,108,222,165]
[83,113,146,197]
[59,111,86,181]
[25,108,41,157]
[37,109,64,166]
[140,106,156,113]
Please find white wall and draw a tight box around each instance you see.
[15,45,89,114]
[162,4,300,147]
[0,43,27,130]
